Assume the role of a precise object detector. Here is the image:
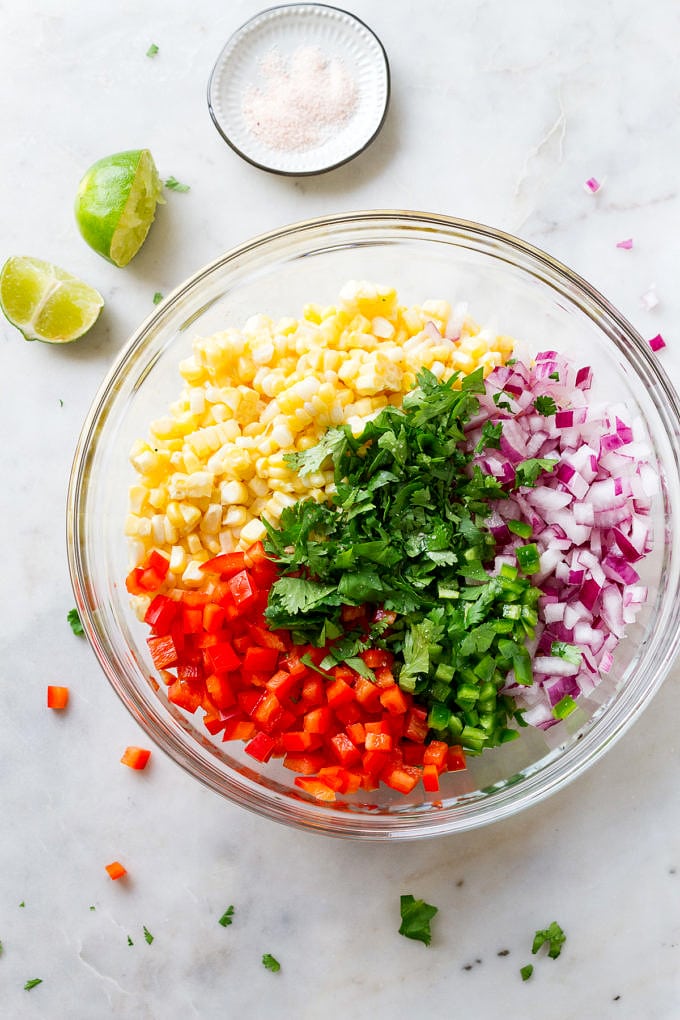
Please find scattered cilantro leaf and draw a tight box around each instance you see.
[551,641,581,666]
[218,906,234,927]
[143,926,154,945]
[58,398,64,407]
[285,427,349,476]
[89,905,96,912]
[531,921,566,959]
[164,176,190,193]
[19,902,25,908]
[146,43,159,57]
[520,964,534,981]
[67,608,84,636]
[548,371,560,381]
[24,979,42,991]
[152,291,163,305]
[534,395,557,415]
[515,457,558,488]
[127,936,134,947]
[398,894,438,946]
[262,953,281,972]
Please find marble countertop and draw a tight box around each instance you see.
[3,1,680,1017]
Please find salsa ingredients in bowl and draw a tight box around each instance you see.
[68,212,680,839]
[125,283,654,803]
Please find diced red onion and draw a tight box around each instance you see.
[648,333,666,352]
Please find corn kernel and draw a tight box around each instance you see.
[240,518,267,545]
[220,480,249,505]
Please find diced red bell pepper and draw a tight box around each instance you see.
[326,677,355,709]
[222,718,256,742]
[403,706,429,743]
[266,669,300,701]
[177,658,202,686]
[237,689,262,715]
[353,676,382,711]
[283,752,327,774]
[373,666,396,688]
[243,645,280,672]
[205,672,236,710]
[280,731,322,752]
[365,731,393,752]
[138,566,166,592]
[120,746,152,770]
[167,678,202,714]
[248,623,288,652]
[147,634,179,670]
[105,861,127,881]
[200,551,247,577]
[381,763,421,794]
[47,685,69,709]
[360,648,394,669]
[202,602,226,634]
[146,550,170,579]
[341,604,367,625]
[203,714,229,736]
[207,640,241,674]
[345,722,366,746]
[447,745,467,772]
[372,607,397,626]
[423,740,449,768]
[330,732,362,767]
[379,685,409,714]
[300,675,324,705]
[333,700,363,726]
[228,569,258,607]
[245,731,277,763]
[303,706,332,734]
[294,777,336,801]
[251,691,284,732]
[422,763,440,792]
[144,594,179,634]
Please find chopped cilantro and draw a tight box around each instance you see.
[551,641,582,666]
[515,457,558,488]
[548,371,560,381]
[58,398,64,407]
[506,358,517,366]
[19,902,25,908]
[264,369,543,751]
[127,936,134,947]
[520,964,534,981]
[534,395,557,416]
[67,608,84,636]
[218,906,234,927]
[164,176,190,193]
[89,905,96,912]
[398,894,438,946]
[532,921,566,959]
[24,979,42,991]
[152,291,163,305]
[146,43,159,57]
[262,953,281,972]
[475,419,503,453]
[143,926,154,945]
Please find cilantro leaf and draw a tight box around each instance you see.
[475,420,503,452]
[146,43,159,57]
[218,906,234,927]
[515,457,558,488]
[262,953,281,972]
[24,979,42,991]
[164,176,190,193]
[67,608,84,636]
[398,894,438,946]
[267,578,338,617]
[152,291,163,305]
[520,964,534,981]
[143,926,154,945]
[127,936,134,946]
[531,921,566,959]
[285,427,349,476]
[533,396,557,415]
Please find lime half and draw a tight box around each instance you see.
[74,149,164,267]
[0,256,104,343]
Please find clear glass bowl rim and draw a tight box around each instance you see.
[67,209,680,841]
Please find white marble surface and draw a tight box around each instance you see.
[3,1,680,1017]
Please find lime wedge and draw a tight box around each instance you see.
[74,149,164,267]
[0,256,104,343]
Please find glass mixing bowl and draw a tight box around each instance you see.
[67,211,680,840]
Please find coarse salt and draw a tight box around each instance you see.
[241,45,358,152]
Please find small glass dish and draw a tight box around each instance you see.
[67,211,680,840]
[207,4,390,175]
